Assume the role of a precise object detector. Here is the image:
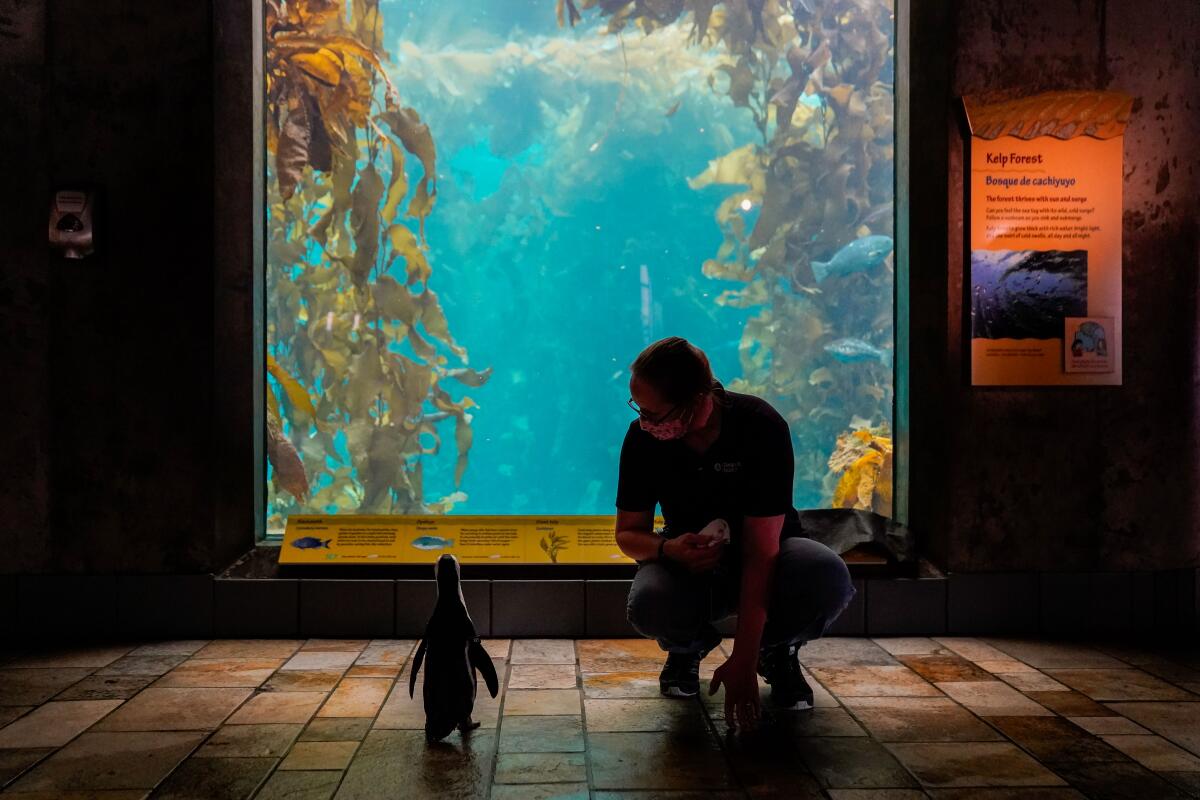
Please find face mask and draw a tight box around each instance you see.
[639,414,691,440]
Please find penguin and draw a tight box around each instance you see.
[408,553,499,742]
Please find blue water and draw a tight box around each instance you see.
[265,0,896,531]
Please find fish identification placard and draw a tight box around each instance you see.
[279,515,658,565]
[963,91,1132,386]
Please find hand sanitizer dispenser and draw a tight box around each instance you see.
[49,189,95,259]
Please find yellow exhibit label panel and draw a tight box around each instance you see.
[962,91,1132,386]
[280,515,658,565]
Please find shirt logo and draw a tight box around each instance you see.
[713,461,742,473]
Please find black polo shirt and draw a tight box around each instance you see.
[615,386,802,559]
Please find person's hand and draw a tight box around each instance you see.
[662,533,725,573]
[709,653,761,732]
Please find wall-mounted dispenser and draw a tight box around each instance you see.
[49,189,95,259]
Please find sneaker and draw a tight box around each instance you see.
[757,644,814,709]
[659,651,703,697]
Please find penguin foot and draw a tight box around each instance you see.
[458,717,481,733]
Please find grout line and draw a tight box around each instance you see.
[575,639,597,797]
[484,639,514,797]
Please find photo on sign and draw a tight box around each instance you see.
[1064,317,1114,374]
[971,249,1088,340]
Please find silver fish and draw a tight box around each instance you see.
[824,338,892,367]
[811,235,894,283]
[411,535,456,550]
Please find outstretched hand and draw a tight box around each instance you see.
[709,654,761,732]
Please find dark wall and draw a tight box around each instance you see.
[0,0,225,573]
[1,0,1197,577]
[921,0,1200,572]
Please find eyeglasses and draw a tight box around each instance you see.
[627,397,682,424]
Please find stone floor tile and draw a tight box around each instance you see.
[987,715,1129,764]
[1161,771,1200,798]
[226,691,326,725]
[799,639,898,668]
[583,698,702,732]
[888,741,1066,788]
[926,790,1085,799]
[873,637,943,656]
[995,671,1070,693]
[577,639,666,672]
[0,668,94,705]
[128,641,209,657]
[153,658,284,688]
[0,747,54,786]
[317,678,391,718]
[841,696,1002,742]
[1069,716,1150,736]
[7,646,133,669]
[56,674,156,701]
[0,706,31,727]
[724,729,825,798]
[489,783,588,799]
[194,723,303,758]
[301,639,371,652]
[796,736,919,789]
[828,791,932,800]
[193,639,302,660]
[582,672,664,699]
[279,739,359,771]
[983,640,1126,670]
[511,640,576,664]
[589,730,731,791]
[810,666,942,697]
[1105,702,1200,756]
[93,687,252,731]
[975,659,1038,674]
[1,790,153,799]
[0,699,123,747]
[254,769,343,800]
[263,669,344,693]
[354,641,416,666]
[508,663,578,690]
[1025,690,1116,717]
[372,682,427,730]
[935,681,1052,716]
[1101,734,1200,771]
[5,730,204,792]
[300,717,373,741]
[96,655,188,677]
[897,655,995,683]
[775,706,868,737]
[344,665,400,678]
[146,755,277,799]
[494,751,587,784]
[592,792,744,800]
[1052,760,1192,800]
[481,639,511,659]
[1044,669,1195,701]
[503,689,581,716]
[281,651,359,672]
[498,714,584,752]
[335,729,494,800]
[932,639,1011,663]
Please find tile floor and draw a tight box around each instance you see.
[0,637,1197,798]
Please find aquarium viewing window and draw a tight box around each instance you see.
[262,0,901,562]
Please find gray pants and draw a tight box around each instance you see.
[626,536,855,654]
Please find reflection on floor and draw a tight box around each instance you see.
[0,637,1198,798]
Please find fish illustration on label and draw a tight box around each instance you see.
[411,535,456,550]
[290,536,332,550]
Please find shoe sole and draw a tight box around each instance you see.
[660,686,699,698]
[771,697,814,711]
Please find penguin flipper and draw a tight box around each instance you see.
[468,638,499,698]
[409,639,427,699]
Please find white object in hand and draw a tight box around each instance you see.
[698,518,730,547]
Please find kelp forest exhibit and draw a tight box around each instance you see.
[264,0,897,536]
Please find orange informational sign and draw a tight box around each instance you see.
[964,91,1133,385]
[279,515,661,565]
